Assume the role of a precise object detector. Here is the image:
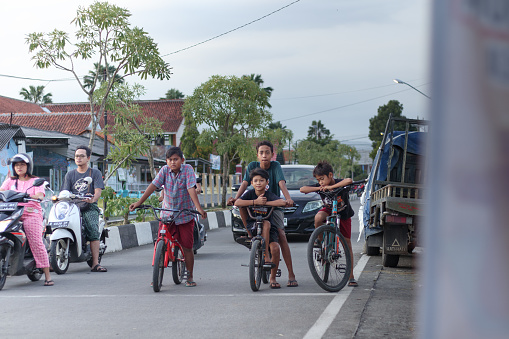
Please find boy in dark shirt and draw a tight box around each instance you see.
[235,168,286,289]
[300,161,358,287]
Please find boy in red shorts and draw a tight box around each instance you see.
[300,161,358,287]
[130,147,207,287]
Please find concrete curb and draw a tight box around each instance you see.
[104,210,232,253]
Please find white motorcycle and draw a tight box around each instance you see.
[46,178,108,274]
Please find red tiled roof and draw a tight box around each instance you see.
[0,95,45,113]
[0,112,96,135]
[43,99,184,133]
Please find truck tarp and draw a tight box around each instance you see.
[361,131,426,238]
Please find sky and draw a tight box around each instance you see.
[0,0,430,151]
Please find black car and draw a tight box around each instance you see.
[231,164,322,240]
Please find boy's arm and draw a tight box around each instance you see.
[300,185,320,194]
[227,180,249,205]
[129,183,158,211]
[325,178,353,191]
[188,187,207,219]
[278,180,294,206]
[266,198,286,207]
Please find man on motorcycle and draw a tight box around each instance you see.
[62,146,106,272]
[0,153,54,286]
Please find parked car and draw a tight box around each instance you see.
[231,164,322,240]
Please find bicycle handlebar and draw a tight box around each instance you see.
[246,205,274,221]
[135,204,201,223]
[321,179,366,199]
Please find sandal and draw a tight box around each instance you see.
[270,282,281,289]
[235,236,252,249]
[287,280,298,287]
[91,264,108,272]
[44,280,54,286]
[185,280,197,287]
[348,278,358,287]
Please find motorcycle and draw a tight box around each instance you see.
[0,178,48,290]
[193,214,207,254]
[46,177,108,274]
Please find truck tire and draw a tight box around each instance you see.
[382,250,399,267]
[366,246,380,256]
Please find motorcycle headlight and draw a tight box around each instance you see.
[55,202,71,220]
[302,200,323,213]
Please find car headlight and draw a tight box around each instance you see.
[54,202,71,220]
[231,206,240,217]
[302,200,323,213]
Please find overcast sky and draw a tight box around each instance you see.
[0,0,430,150]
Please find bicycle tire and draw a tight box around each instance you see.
[307,224,352,292]
[172,246,186,284]
[249,239,263,292]
[152,240,165,292]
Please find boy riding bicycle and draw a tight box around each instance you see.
[130,147,207,287]
[234,168,286,289]
[300,161,358,287]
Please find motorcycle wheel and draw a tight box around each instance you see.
[50,239,70,275]
[0,249,7,291]
[27,269,43,282]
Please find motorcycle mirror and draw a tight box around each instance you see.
[32,178,46,187]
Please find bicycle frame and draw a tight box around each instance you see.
[152,222,184,268]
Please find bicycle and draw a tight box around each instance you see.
[307,184,358,292]
[135,204,201,292]
[245,205,280,291]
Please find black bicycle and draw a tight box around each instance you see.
[307,183,360,292]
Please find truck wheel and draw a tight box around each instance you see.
[382,251,399,267]
[366,245,380,256]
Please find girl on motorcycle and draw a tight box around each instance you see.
[0,153,53,286]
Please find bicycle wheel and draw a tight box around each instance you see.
[307,225,351,292]
[172,246,186,284]
[249,239,263,292]
[152,240,166,292]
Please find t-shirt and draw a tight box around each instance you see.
[239,189,282,221]
[243,161,285,197]
[307,178,354,220]
[62,168,105,199]
[0,177,45,213]
[152,164,196,225]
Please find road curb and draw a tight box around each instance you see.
[104,210,232,253]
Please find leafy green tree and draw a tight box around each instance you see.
[101,83,163,183]
[306,120,333,146]
[160,88,185,100]
[26,1,171,150]
[183,75,271,207]
[368,100,412,159]
[19,85,52,104]
[242,74,273,107]
[84,63,124,89]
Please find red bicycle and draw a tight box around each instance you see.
[135,205,201,292]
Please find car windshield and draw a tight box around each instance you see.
[282,167,316,190]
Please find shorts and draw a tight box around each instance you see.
[318,207,352,239]
[271,209,285,230]
[166,219,194,249]
[246,221,279,244]
[82,204,100,241]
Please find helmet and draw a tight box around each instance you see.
[7,153,33,176]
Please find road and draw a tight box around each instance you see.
[0,200,419,338]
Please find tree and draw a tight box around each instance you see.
[307,120,333,146]
[263,121,293,165]
[160,88,185,100]
[83,63,124,89]
[19,85,52,104]
[26,1,171,150]
[296,139,357,178]
[101,83,164,183]
[368,100,411,159]
[242,74,273,107]
[183,75,272,207]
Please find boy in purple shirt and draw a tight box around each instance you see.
[130,147,207,287]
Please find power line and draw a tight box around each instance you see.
[0,73,75,82]
[161,0,302,57]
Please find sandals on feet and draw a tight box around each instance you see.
[287,280,298,287]
[91,264,107,272]
[185,280,197,287]
[44,280,54,286]
[348,278,358,287]
[270,282,281,289]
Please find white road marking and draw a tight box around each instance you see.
[303,254,370,339]
[0,292,335,299]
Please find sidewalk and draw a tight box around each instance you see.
[324,253,420,338]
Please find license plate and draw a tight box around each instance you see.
[283,218,287,226]
[48,221,69,228]
[0,202,18,211]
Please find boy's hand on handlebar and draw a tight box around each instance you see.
[227,197,235,206]
[197,207,207,219]
[129,201,141,212]
[285,198,294,207]
[320,185,334,191]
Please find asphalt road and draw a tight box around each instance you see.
[0,200,419,339]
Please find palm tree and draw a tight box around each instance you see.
[83,63,124,89]
[242,73,273,98]
[307,120,332,146]
[160,88,185,100]
[19,85,53,104]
